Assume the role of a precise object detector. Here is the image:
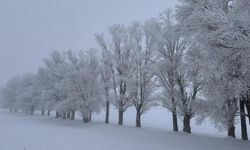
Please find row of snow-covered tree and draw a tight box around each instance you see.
[1,0,250,140]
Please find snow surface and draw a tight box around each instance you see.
[0,108,249,150]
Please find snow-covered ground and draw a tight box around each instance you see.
[0,108,249,150]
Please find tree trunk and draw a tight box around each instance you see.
[227,98,237,138]
[105,101,110,124]
[62,113,66,119]
[118,110,123,125]
[14,108,18,112]
[88,112,92,122]
[227,115,236,138]
[172,111,178,132]
[83,113,89,123]
[30,105,35,115]
[240,100,248,140]
[67,112,71,119]
[183,113,191,133]
[136,108,141,128]
[56,112,60,118]
[245,99,250,125]
[41,110,45,115]
[10,108,13,112]
[47,110,51,116]
[171,98,178,132]
[228,125,235,138]
[71,111,75,120]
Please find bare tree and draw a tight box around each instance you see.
[128,22,157,127]
[96,25,132,125]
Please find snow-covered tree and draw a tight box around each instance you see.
[95,34,113,124]
[147,10,186,132]
[36,67,55,116]
[0,76,22,112]
[175,43,203,133]
[63,49,103,123]
[17,74,42,115]
[96,24,133,125]
[176,0,250,139]
[127,22,157,127]
[43,51,68,118]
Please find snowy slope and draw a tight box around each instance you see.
[0,109,249,150]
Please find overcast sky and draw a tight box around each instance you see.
[0,0,178,86]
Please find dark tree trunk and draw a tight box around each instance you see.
[172,111,178,132]
[105,87,110,124]
[172,98,178,132]
[227,98,237,138]
[30,105,35,115]
[88,112,92,122]
[67,112,71,119]
[240,100,248,140]
[83,114,89,123]
[136,108,141,128]
[228,115,236,138]
[62,113,66,119]
[105,101,110,124]
[14,108,18,112]
[171,98,178,132]
[41,110,45,115]
[118,110,124,125]
[228,125,236,138]
[183,113,191,133]
[71,111,75,120]
[10,108,13,112]
[245,99,250,125]
[47,110,51,116]
[56,112,60,118]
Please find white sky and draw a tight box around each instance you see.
[0,0,179,86]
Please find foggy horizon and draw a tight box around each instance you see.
[0,0,178,86]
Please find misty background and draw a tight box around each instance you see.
[0,0,178,87]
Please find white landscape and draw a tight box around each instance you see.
[1,0,250,150]
[0,107,249,150]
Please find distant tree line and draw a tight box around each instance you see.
[1,0,249,140]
